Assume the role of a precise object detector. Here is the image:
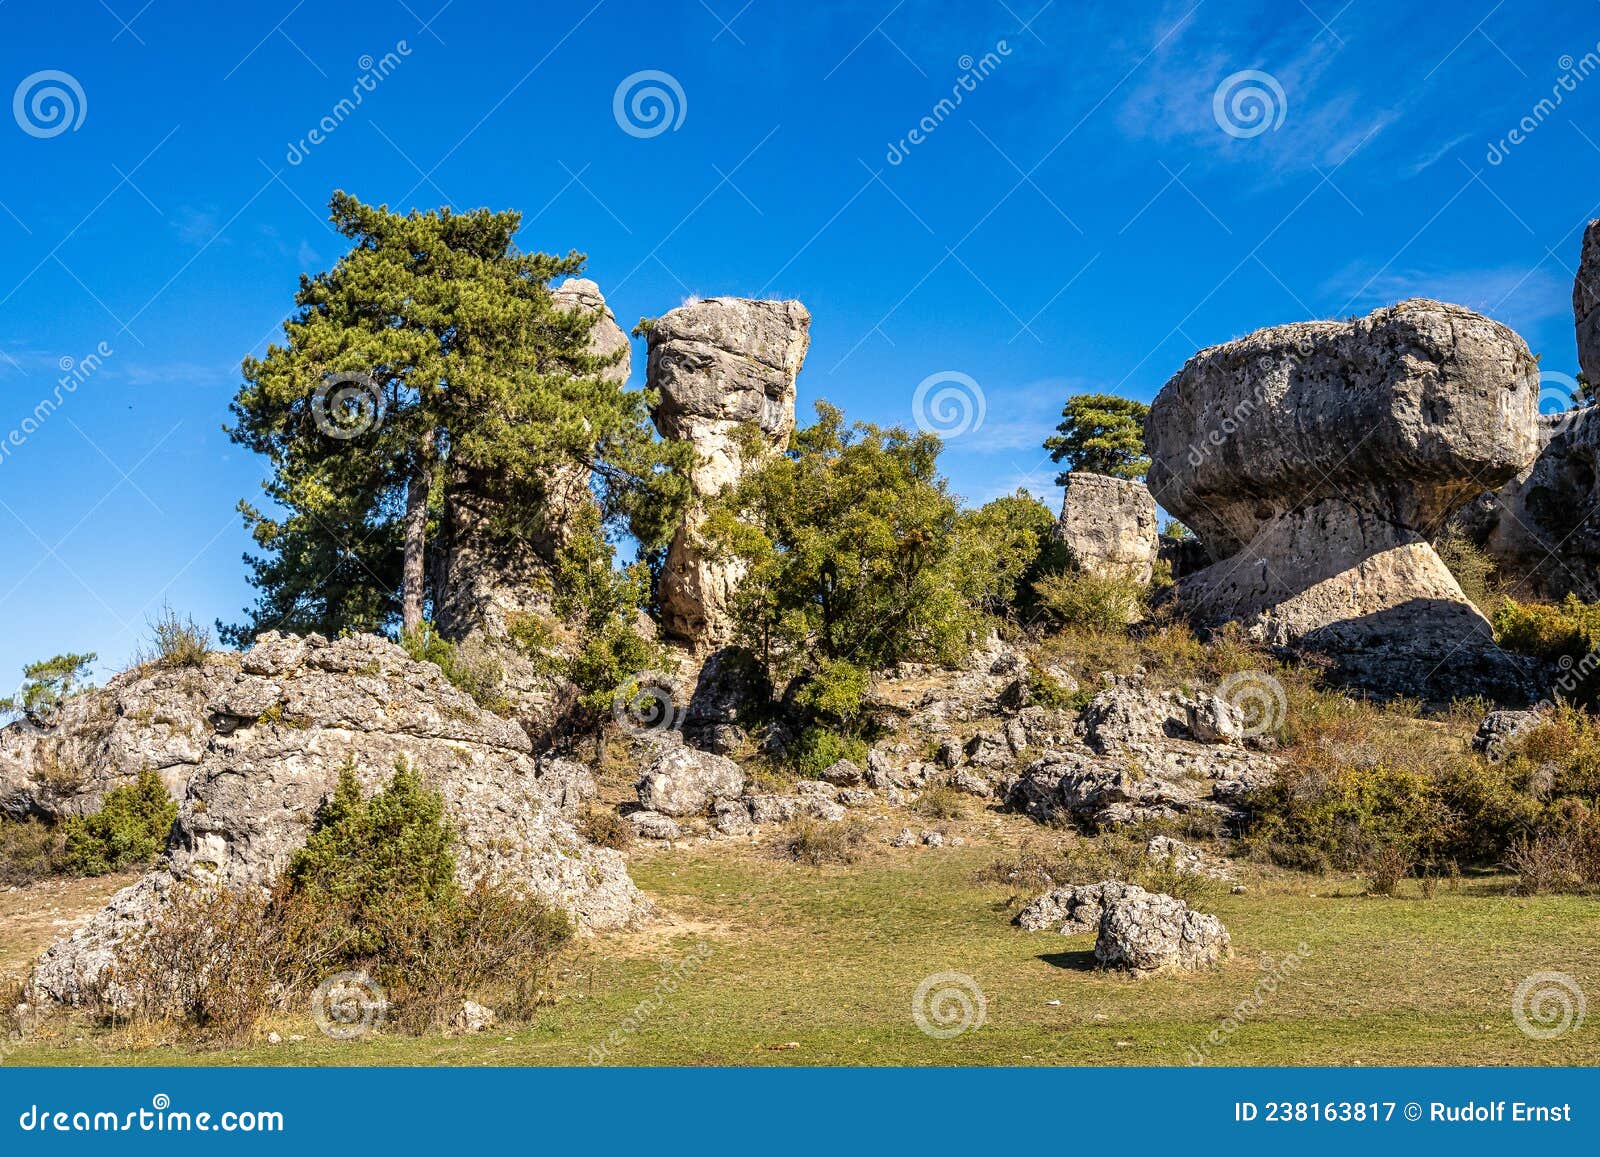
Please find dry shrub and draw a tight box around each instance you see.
[915,784,969,821]
[578,807,634,850]
[1506,801,1600,895]
[0,817,65,886]
[782,817,869,866]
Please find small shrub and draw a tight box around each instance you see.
[1031,569,1145,633]
[61,769,178,876]
[915,784,969,820]
[1434,532,1496,610]
[1,652,96,729]
[791,727,867,780]
[782,817,869,866]
[400,622,510,713]
[0,817,66,886]
[1361,840,1411,896]
[142,605,211,669]
[578,807,633,851]
[1027,666,1092,712]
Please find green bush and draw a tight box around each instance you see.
[1031,568,1145,633]
[61,769,178,876]
[1493,596,1600,706]
[1,652,96,728]
[1434,533,1496,610]
[791,727,867,780]
[400,621,510,713]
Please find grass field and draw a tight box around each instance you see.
[5,810,1597,1067]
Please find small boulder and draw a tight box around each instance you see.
[636,746,745,816]
[627,811,683,841]
[1094,884,1230,975]
[454,1000,497,1034]
[889,827,917,848]
[1472,709,1544,761]
[819,758,864,786]
[714,798,755,836]
[1014,881,1129,935]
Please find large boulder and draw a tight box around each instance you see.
[635,743,746,816]
[1147,299,1541,698]
[648,297,810,648]
[26,632,647,1004]
[1094,884,1230,975]
[1055,472,1159,585]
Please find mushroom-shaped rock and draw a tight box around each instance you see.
[1147,299,1540,698]
[648,298,811,648]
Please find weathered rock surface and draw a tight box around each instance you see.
[1055,472,1159,585]
[648,297,810,647]
[636,744,745,816]
[1472,708,1544,761]
[1005,677,1279,829]
[1015,882,1126,935]
[1577,219,1600,386]
[1148,299,1540,698]
[1094,884,1230,975]
[27,632,647,1003]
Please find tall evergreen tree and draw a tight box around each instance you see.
[1043,393,1150,484]
[224,192,687,644]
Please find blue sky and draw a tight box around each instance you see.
[1,0,1597,682]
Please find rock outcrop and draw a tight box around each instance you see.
[1576,219,1600,386]
[1005,676,1279,830]
[1094,884,1230,975]
[1055,472,1159,585]
[26,632,647,1003]
[648,297,810,648]
[635,742,745,816]
[1148,299,1541,698]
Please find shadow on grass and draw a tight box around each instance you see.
[1037,949,1098,971]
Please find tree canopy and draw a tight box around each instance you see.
[1043,393,1150,483]
[223,192,686,645]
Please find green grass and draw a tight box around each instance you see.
[7,831,1599,1067]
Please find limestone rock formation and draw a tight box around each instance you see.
[635,743,745,816]
[1014,881,1123,934]
[648,297,811,647]
[1147,299,1541,697]
[1094,884,1230,975]
[26,632,647,1003]
[1005,676,1280,829]
[1055,472,1159,585]
[433,277,631,642]
[1576,219,1600,385]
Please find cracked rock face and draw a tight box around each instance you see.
[1577,220,1600,386]
[648,297,810,648]
[1147,299,1540,696]
[25,632,647,1004]
[1093,883,1230,975]
[1055,472,1159,586]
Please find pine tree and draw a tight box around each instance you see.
[1043,393,1151,484]
[223,192,687,644]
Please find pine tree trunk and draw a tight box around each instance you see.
[402,430,434,634]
